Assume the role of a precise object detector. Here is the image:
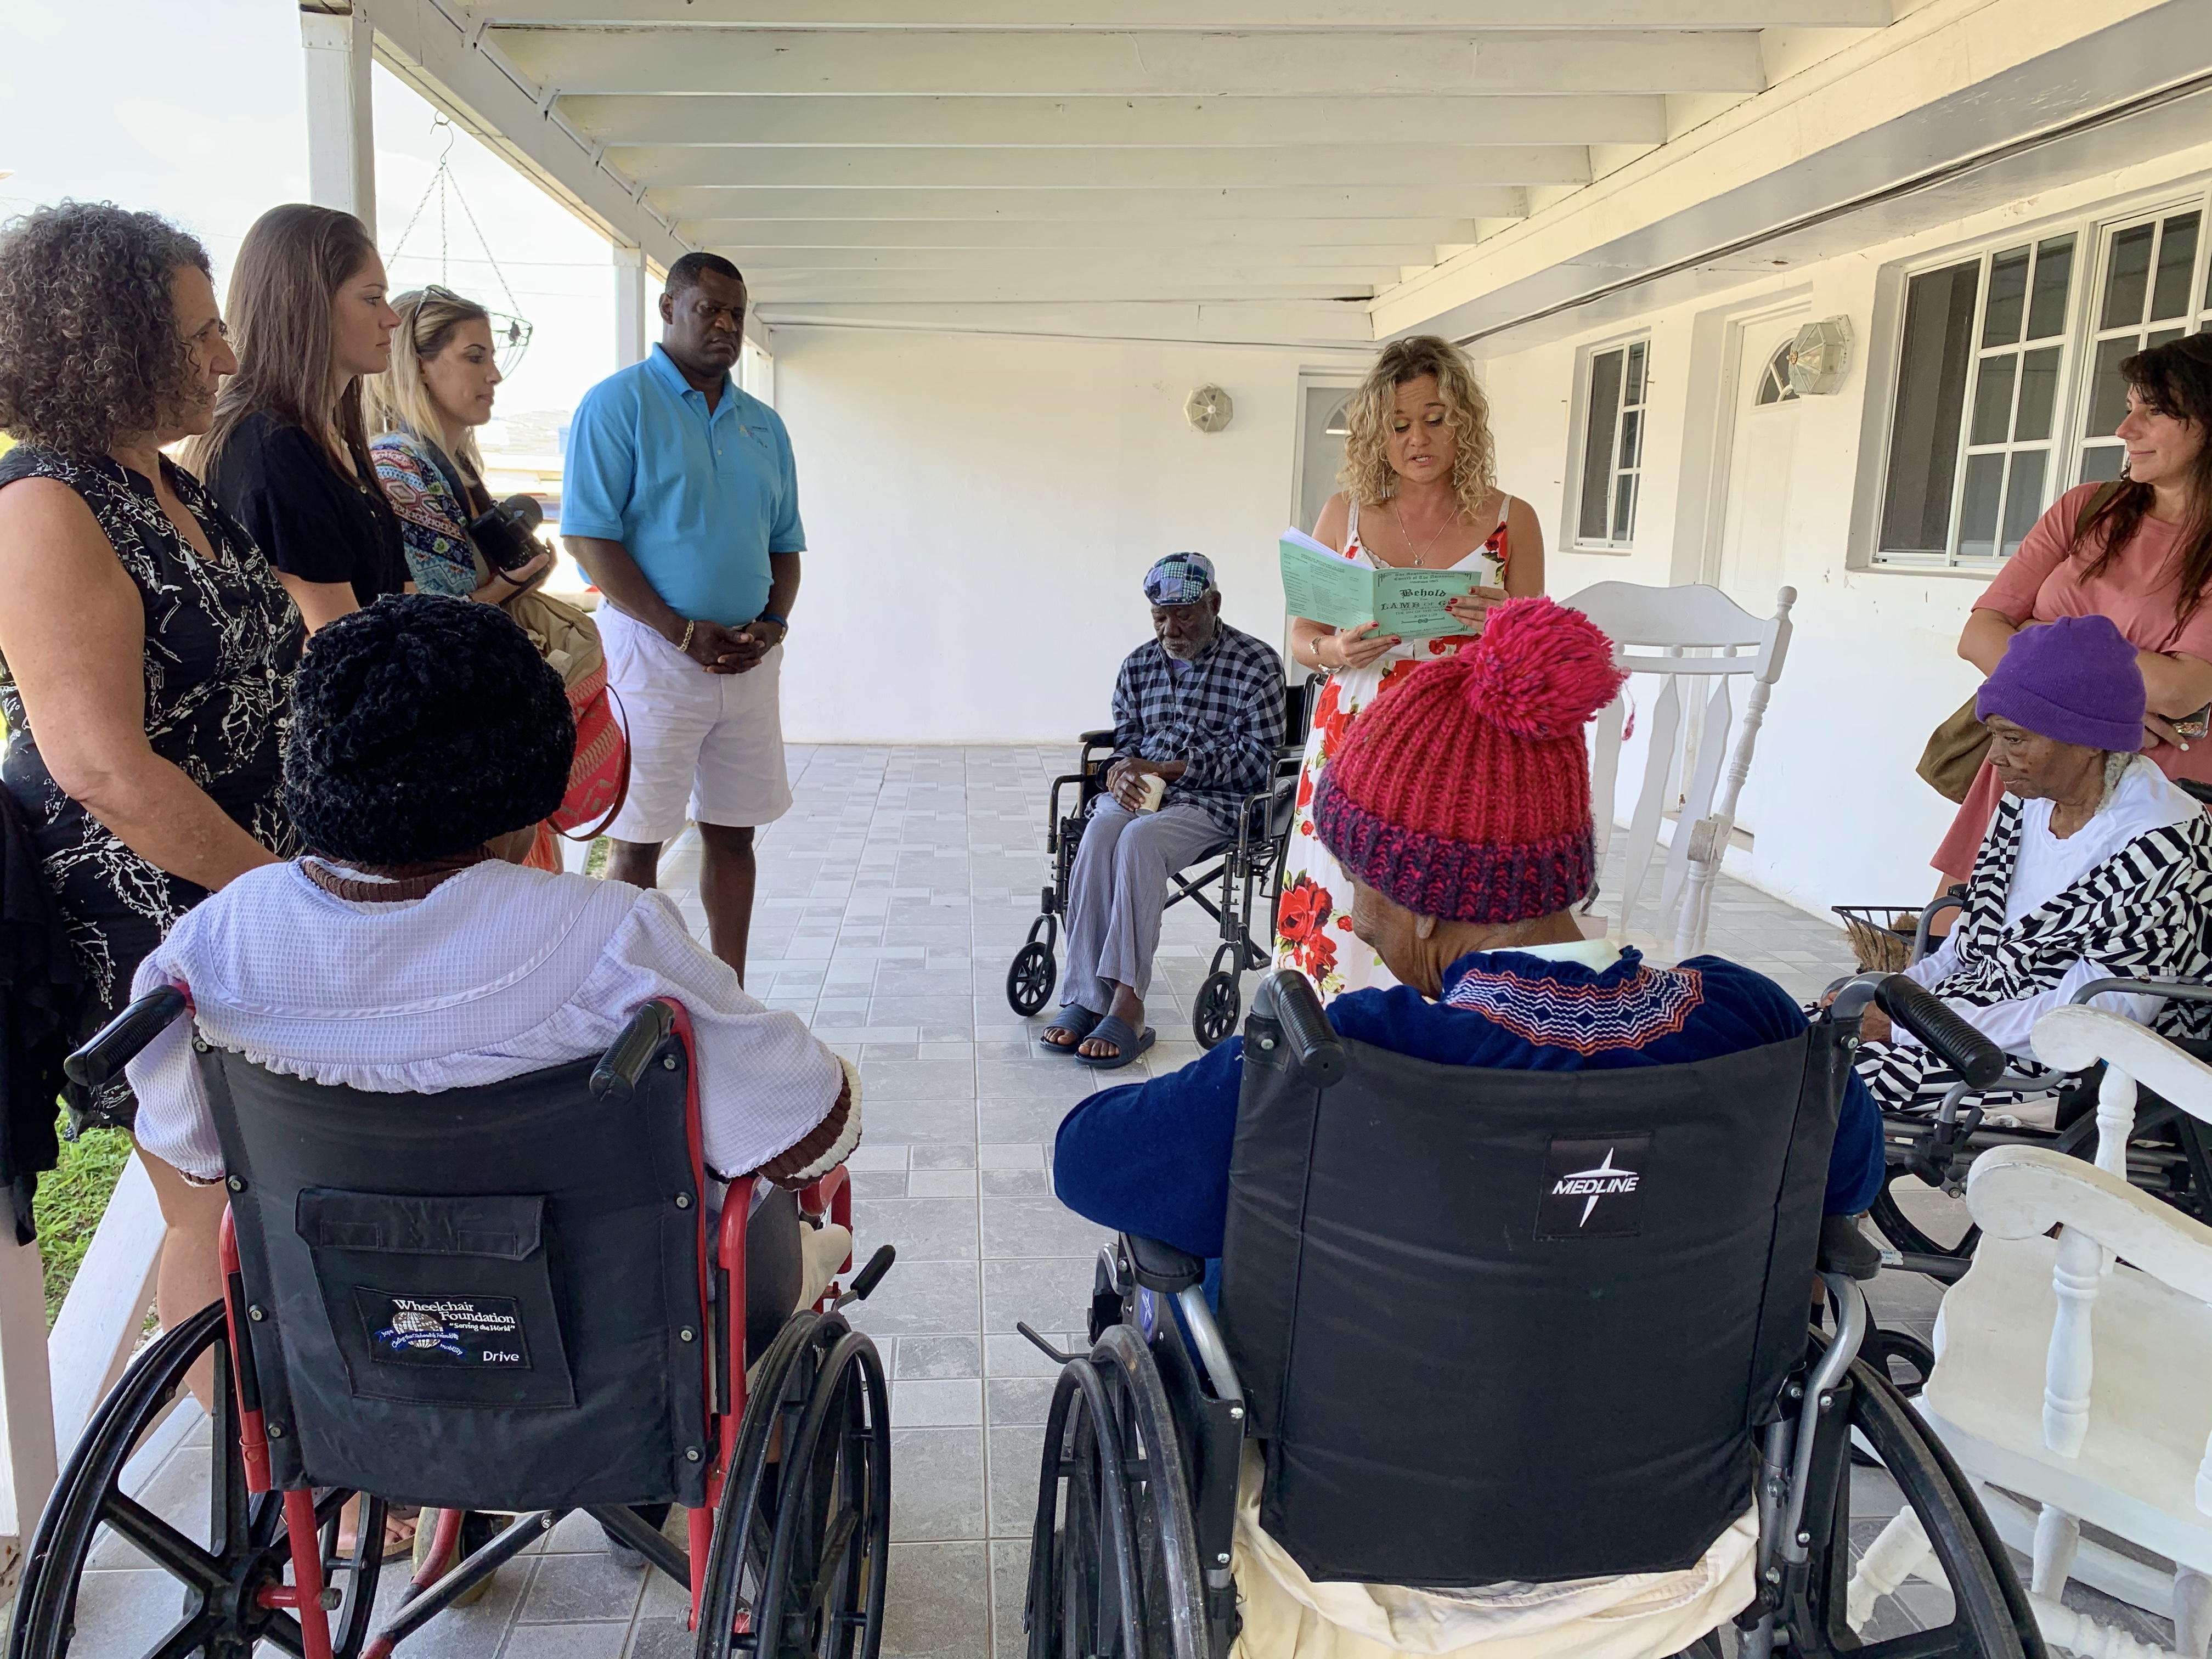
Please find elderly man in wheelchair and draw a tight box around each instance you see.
[1040,551,1286,1069]
[14,598,891,1659]
[1030,599,2040,1659]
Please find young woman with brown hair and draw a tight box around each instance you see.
[1932,333,2212,882]
[187,203,411,632]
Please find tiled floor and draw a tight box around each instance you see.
[41,746,2174,1655]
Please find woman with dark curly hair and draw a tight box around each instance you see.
[185,203,410,631]
[0,201,303,1355]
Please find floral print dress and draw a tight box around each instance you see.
[1273,499,1509,998]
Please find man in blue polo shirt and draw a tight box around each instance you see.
[562,252,802,983]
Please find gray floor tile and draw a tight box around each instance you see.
[980,1197,1111,1260]
[515,1552,649,1623]
[870,1098,983,1146]
[982,1258,1099,1334]
[498,1624,631,1658]
[978,1097,1077,1143]
[985,1376,1058,1427]
[883,1542,992,1659]
[891,1427,989,1542]
[845,1259,983,1338]
[856,1196,982,1261]
[990,1539,1034,1659]
[897,1335,984,1379]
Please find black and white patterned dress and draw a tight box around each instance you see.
[0,445,303,1130]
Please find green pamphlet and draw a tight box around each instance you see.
[1278,528,1476,642]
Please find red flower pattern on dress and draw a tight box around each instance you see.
[1275,874,1343,991]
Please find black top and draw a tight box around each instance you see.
[0,444,302,1128]
[206,410,409,608]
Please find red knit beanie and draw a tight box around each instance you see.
[1312,597,1627,924]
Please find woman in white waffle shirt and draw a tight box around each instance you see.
[125,593,860,1308]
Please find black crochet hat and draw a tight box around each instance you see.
[285,594,574,866]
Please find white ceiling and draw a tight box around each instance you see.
[430,2,1895,316]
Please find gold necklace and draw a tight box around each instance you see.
[1391,496,1457,568]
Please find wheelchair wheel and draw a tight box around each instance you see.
[1778,1344,2035,1659]
[696,1312,891,1659]
[1025,1325,1207,1659]
[1191,973,1239,1051]
[1008,941,1058,1018]
[1867,1166,1979,1280]
[10,1300,387,1659]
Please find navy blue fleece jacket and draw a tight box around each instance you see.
[1053,945,1884,1259]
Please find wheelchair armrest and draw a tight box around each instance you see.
[65,985,189,1090]
[2074,977,2212,1007]
[1077,728,1118,749]
[1123,1232,1204,1294]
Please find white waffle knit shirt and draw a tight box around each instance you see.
[124,859,853,1184]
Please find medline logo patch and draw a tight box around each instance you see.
[1536,1134,1651,1239]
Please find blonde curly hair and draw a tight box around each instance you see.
[1338,335,1498,520]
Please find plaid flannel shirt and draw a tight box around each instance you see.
[1106,623,1285,836]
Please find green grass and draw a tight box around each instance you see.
[38,1118,131,1327]
[585,834,610,877]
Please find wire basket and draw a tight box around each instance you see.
[1832,905,1921,974]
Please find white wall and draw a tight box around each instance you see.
[769,328,1365,743]
[1479,138,2212,921]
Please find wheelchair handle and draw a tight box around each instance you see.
[591,1000,678,1103]
[836,1245,896,1309]
[2073,977,2212,1007]
[64,985,189,1090]
[1841,974,2005,1089]
[1250,970,1345,1086]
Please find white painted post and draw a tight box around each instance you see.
[301,6,377,239]
[46,1157,164,1465]
[2030,1503,2080,1597]
[2041,1222,2102,1458]
[2094,1064,2137,1181]
[613,245,648,369]
[0,1232,57,1593]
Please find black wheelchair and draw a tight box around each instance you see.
[12,989,895,1659]
[1005,681,1312,1049]
[1017,970,2045,1659]
[1841,890,2212,1284]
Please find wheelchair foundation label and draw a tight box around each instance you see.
[356,1289,533,1369]
[1536,1135,1649,1239]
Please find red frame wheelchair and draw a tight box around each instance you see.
[10,989,893,1659]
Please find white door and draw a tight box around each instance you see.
[1713,320,1804,608]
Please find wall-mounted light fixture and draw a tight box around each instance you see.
[1185,384,1234,433]
[1786,318,1852,396]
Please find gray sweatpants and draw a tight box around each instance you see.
[1060,799,1224,1014]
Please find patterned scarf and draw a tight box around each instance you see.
[1933,790,2212,1040]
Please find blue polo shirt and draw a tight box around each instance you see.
[562,345,804,627]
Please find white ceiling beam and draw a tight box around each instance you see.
[750,298,1377,348]
[495,30,1765,97]
[650,184,1528,219]
[361,0,691,271]
[744,273,1386,301]
[611,144,1590,188]
[676,216,1479,247]
[473,2,1888,29]
[720,244,1441,269]
[561,94,1667,149]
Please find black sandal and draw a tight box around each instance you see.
[1042,1006,1104,1053]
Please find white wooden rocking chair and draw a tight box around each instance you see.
[1847,1005,2212,1658]
[1564,581,1796,961]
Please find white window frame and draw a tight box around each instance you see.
[1867,179,2212,571]
[1564,334,1651,553]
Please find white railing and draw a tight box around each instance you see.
[0,1157,168,1597]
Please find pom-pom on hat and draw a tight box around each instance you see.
[285,594,575,867]
[1312,596,1627,925]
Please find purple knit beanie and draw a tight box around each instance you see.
[1975,613,2143,751]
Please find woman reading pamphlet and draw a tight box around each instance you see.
[1275,335,1545,999]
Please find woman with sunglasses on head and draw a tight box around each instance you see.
[1931,333,2212,884]
[366,285,551,603]
[185,204,412,634]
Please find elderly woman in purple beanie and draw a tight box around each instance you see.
[1856,612,2212,1111]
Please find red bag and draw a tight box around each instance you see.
[553,659,629,839]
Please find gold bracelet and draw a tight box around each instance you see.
[678,620,696,654]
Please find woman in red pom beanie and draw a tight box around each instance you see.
[1050,594,1888,1299]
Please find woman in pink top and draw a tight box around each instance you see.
[1933,334,2212,881]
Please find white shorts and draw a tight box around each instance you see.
[599,605,794,844]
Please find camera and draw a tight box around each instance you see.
[468,493,546,573]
